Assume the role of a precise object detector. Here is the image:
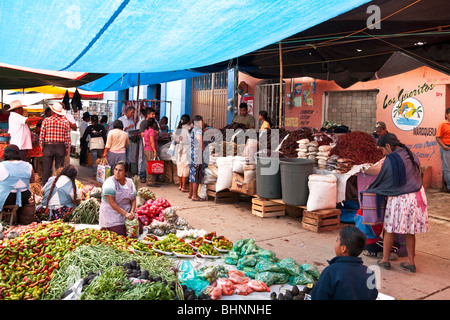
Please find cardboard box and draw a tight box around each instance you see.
[230,172,256,195]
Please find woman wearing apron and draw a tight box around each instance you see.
[99,161,139,236]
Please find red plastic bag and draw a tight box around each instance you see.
[148,160,164,174]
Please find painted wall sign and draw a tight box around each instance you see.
[382,82,435,109]
[391,97,424,131]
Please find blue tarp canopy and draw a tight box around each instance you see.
[0,0,369,75]
[78,70,202,92]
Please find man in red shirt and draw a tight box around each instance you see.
[436,107,450,192]
[39,102,71,184]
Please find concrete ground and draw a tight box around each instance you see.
[75,159,450,300]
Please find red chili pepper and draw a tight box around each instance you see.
[49,232,62,238]
[37,237,46,242]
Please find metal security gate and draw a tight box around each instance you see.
[191,71,228,129]
[257,81,285,128]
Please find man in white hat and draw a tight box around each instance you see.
[7,100,33,160]
[39,102,71,185]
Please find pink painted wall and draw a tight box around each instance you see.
[240,66,450,188]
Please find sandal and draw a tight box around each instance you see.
[377,260,391,270]
[400,262,416,273]
[363,250,378,257]
[180,188,189,192]
[376,252,398,261]
[192,197,206,201]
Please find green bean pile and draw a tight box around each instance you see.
[80,265,175,300]
[43,244,176,300]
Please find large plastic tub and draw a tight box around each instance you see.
[255,155,282,199]
[280,158,314,206]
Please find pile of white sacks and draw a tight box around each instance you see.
[296,139,333,169]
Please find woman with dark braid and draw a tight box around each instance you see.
[362,134,428,273]
[35,165,81,221]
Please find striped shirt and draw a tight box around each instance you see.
[39,115,71,151]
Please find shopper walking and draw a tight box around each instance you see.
[436,107,450,192]
[79,112,91,166]
[174,114,191,192]
[81,114,107,175]
[39,102,71,185]
[102,120,130,172]
[143,118,159,187]
[363,134,428,273]
[7,100,33,161]
[118,106,136,164]
[188,115,208,201]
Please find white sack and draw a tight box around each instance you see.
[306,174,337,212]
[215,156,234,191]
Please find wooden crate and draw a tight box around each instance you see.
[251,198,286,218]
[301,208,341,233]
[207,183,239,203]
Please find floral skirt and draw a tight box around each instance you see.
[35,205,72,222]
[384,187,429,234]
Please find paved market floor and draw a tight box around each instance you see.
[74,159,450,300]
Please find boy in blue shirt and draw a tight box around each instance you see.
[311,226,378,300]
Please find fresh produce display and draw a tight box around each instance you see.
[137,187,156,201]
[224,239,320,287]
[270,284,313,300]
[198,242,220,257]
[329,131,384,165]
[189,236,205,248]
[0,221,155,300]
[0,180,322,302]
[145,206,190,236]
[45,244,174,300]
[136,197,171,226]
[75,180,84,190]
[203,231,217,241]
[212,235,233,251]
[80,265,176,300]
[279,127,316,158]
[205,270,270,300]
[172,242,195,256]
[152,233,182,253]
[64,197,100,224]
[198,265,229,284]
[143,234,159,242]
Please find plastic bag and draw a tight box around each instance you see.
[237,254,259,268]
[177,261,210,296]
[96,159,111,183]
[288,272,315,285]
[277,258,302,276]
[254,271,290,286]
[232,238,252,253]
[301,263,321,281]
[125,218,139,238]
[255,259,283,273]
[255,248,278,262]
[224,251,240,265]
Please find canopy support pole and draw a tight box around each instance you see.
[278,41,283,128]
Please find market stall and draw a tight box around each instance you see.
[201,122,386,232]
[0,179,324,301]
[0,105,43,161]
